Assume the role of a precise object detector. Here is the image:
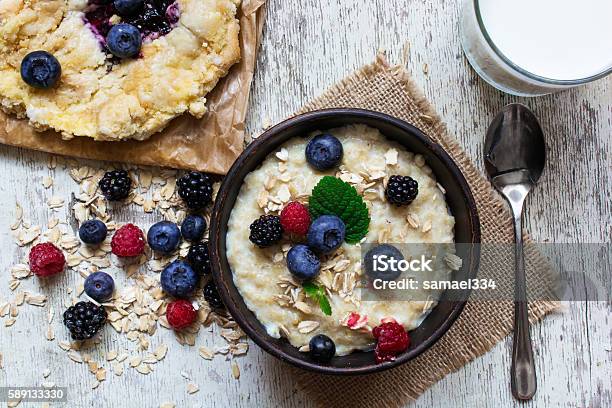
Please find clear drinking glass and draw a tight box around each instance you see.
[460,0,612,96]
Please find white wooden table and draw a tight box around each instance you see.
[1,1,610,407]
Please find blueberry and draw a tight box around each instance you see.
[306,215,345,254]
[363,244,404,281]
[113,0,144,16]
[147,221,181,254]
[305,134,343,171]
[20,51,61,89]
[79,220,108,245]
[286,245,321,281]
[309,334,336,363]
[84,271,115,302]
[160,260,198,298]
[106,23,142,58]
[181,215,207,242]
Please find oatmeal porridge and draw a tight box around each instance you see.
[226,124,457,357]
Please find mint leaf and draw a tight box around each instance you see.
[309,176,370,244]
[302,282,332,316]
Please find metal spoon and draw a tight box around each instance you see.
[484,103,546,401]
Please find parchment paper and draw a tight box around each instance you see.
[0,0,266,175]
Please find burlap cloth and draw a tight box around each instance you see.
[292,54,560,406]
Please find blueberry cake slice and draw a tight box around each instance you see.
[0,0,241,141]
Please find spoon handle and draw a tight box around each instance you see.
[511,213,537,400]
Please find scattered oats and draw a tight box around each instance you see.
[444,253,463,271]
[42,176,54,189]
[406,213,420,229]
[42,381,55,388]
[42,368,51,378]
[68,351,83,363]
[46,326,54,341]
[414,154,425,167]
[135,364,152,375]
[58,341,71,351]
[7,398,21,407]
[91,380,100,390]
[297,321,319,334]
[421,220,432,233]
[129,356,142,367]
[47,196,65,209]
[423,63,429,75]
[199,346,214,360]
[436,182,446,194]
[277,184,291,203]
[5,318,16,327]
[231,361,240,379]
[231,343,248,356]
[106,350,118,361]
[160,404,175,408]
[187,383,199,394]
[422,296,436,313]
[257,190,269,208]
[384,148,398,166]
[214,345,230,355]
[11,203,23,230]
[112,362,124,376]
[275,148,288,162]
[10,264,30,279]
[154,344,168,360]
[25,293,47,307]
[294,301,312,314]
[96,368,107,381]
[298,344,310,352]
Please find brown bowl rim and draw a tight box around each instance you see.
[210,108,481,375]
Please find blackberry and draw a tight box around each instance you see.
[63,301,107,341]
[187,242,211,275]
[203,281,224,309]
[177,172,214,210]
[249,215,283,248]
[385,175,419,206]
[99,170,132,201]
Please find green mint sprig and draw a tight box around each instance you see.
[303,282,332,316]
[308,176,370,244]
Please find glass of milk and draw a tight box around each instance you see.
[461,0,612,96]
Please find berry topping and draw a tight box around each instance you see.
[385,175,418,206]
[166,299,197,330]
[306,215,345,254]
[177,172,214,210]
[106,23,142,59]
[113,0,144,16]
[20,51,61,89]
[79,219,108,245]
[305,134,343,170]
[249,215,283,248]
[308,334,336,363]
[181,214,207,242]
[29,243,65,277]
[161,260,198,298]
[99,170,132,201]
[111,223,146,257]
[84,271,115,302]
[187,242,211,275]
[363,244,404,281]
[203,280,224,309]
[63,301,107,341]
[147,221,181,254]
[286,245,321,281]
[280,202,311,236]
[372,321,410,363]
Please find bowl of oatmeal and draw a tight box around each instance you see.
[210,109,480,374]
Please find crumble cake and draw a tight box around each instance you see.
[0,0,241,141]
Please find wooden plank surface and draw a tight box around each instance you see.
[1,0,610,407]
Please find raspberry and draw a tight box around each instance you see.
[166,299,197,330]
[372,321,410,363]
[111,223,146,257]
[280,202,311,235]
[29,243,66,277]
